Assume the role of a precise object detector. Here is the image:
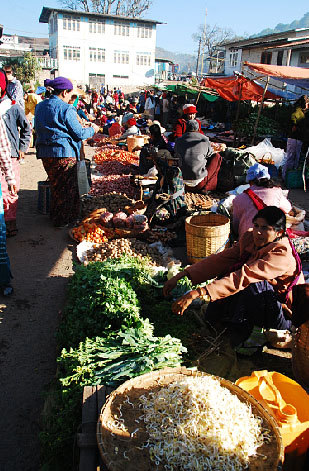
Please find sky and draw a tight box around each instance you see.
[1,0,309,54]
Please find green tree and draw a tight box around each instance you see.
[2,52,41,86]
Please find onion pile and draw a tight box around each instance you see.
[95,161,131,176]
[89,175,139,199]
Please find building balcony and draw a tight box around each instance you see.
[38,56,58,69]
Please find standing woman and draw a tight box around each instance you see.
[0,114,17,295]
[35,77,99,227]
[283,95,309,180]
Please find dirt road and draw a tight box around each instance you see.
[0,149,74,471]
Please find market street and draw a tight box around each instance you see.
[0,148,74,470]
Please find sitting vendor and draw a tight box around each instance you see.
[139,123,168,175]
[145,149,187,225]
[117,117,140,140]
[233,163,292,237]
[164,206,304,347]
[171,104,202,140]
[175,120,222,193]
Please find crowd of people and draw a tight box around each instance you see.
[0,68,307,356]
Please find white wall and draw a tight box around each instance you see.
[224,47,242,75]
[51,12,156,89]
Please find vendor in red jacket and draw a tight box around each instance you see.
[173,104,202,139]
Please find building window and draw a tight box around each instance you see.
[63,15,80,32]
[277,50,284,66]
[114,21,130,36]
[229,51,238,67]
[63,46,81,61]
[261,51,272,64]
[89,19,105,34]
[49,15,58,34]
[137,24,152,38]
[300,53,309,64]
[136,53,151,66]
[89,47,105,62]
[114,50,129,64]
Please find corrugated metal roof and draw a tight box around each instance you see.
[39,6,162,25]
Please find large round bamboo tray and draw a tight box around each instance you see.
[185,212,230,263]
[292,320,309,390]
[97,367,284,471]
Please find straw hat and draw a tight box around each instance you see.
[150,120,166,134]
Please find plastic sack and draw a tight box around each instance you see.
[144,166,158,178]
[216,195,236,219]
[286,206,306,230]
[227,184,250,196]
[77,160,90,196]
[246,138,286,168]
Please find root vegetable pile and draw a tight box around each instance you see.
[81,194,134,217]
[139,375,269,471]
[86,238,166,266]
[90,174,138,199]
[146,230,177,244]
[95,161,131,176]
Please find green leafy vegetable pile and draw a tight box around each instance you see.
[59,326,186,387]
[41,256,193,470]
[233,113,281,138]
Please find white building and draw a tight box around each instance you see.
[223,28,309,97]
[39,7,161,90]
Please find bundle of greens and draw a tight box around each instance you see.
[59,325,186,387]
[233,113,281,138]
[58,258,158,348]
[41,256,192,470]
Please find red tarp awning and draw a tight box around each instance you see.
[200,75,279,101]
[244,62,309,89]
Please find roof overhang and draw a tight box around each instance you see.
[39,7,162,25]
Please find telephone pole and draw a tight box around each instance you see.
[196,8,207,79]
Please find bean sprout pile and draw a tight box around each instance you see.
[139,376,268,471]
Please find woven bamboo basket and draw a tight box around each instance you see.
[97,367,284,471]
[185,212,230,263]
[292,321,309,390]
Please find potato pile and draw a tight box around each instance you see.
[146,229,177,244]
[85,238,167,266]
[80,194,134,219]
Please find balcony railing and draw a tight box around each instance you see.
[37,56,58,69]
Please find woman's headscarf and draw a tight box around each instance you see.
[0,70,8,99]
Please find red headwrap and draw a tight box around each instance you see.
[0,70,7,99]
[183,104,197,115]
[127,118,136,127]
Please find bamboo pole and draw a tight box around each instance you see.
[251,76,270,145]
[234,79,243,146]
[195,90,202,105]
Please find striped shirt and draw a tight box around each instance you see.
[0,116,15,186]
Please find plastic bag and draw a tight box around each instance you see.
[144,166,158,178]
[77,160,90,196]
[246,138,286,168]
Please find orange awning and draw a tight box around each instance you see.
[244,62,309,89]
[200,75,279,102]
